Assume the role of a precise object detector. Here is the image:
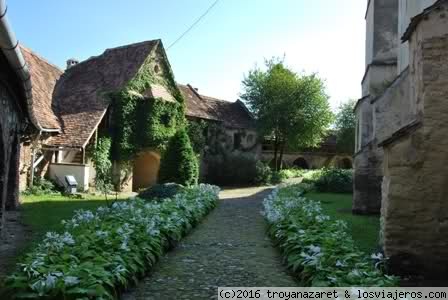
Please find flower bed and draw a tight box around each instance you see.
[5,184,220,299]
[263,184,398,286]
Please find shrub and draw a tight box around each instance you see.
[138,183,185,201]
[23,178,60,196]
[263,184,398,286]
[278,168,304,180]
[255,161,272,185]
[158,129,199,186]
[5,184,220,299]
[206,153,257,186]
[313,168,353,193]
[270,171,283,184]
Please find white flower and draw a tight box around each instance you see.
[335,260,346,267]
[307,245,321,254]
[371,252,384,260]
[64,276,80,286]
[45,274,57,289]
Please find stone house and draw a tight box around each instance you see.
[355,0,448,275]
[20,40,183,192]
[179,84,260,181]
[18,40,260,192]
[0,0,36,233]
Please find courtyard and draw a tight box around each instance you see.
[1,0,448,299]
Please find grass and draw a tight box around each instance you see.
[21,193,129,237]
[307,192,380,254]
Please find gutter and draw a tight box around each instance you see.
[0,0,45,132]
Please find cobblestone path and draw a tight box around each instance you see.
[122,187,297,300]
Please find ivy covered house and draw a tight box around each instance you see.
[179,84,261,182]
[21,40,185,192]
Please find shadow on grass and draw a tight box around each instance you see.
[307,192,381,254]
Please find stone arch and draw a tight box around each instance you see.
[293,157,309,169]
[338,157,353,169]
[132,151,161,191]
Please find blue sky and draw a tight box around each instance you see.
[8,0,366,110]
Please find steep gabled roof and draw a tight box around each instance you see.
[46,40,160,148]
[21,46,63,131]
[179,84,255,129]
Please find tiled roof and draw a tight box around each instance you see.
[179,84,255,129]
[21,46,63,130]
[46,40,160,148]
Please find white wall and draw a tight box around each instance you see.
[49,163,90,191]
[397,0,438,74]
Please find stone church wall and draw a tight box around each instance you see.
[381,3,448,275]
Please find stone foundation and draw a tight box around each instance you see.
[353,143,383,215]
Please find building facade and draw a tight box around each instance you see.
[355,0,448,275]
[0,0,36,234]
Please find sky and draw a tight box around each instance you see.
[8,0,366,111]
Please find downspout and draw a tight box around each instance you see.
[0,0,43,132]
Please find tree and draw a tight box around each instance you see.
[334,99,356,154]
[241,59,333,171]
[159,128,199,186]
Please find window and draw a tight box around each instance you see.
[233,133,242,150]
[247,134,254,144]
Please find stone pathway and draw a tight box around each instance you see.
[122,187,297,300]
[0,211,32,283]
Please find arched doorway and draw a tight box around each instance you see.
[293,157,309,169]
[132,151,161,191]
[338,158,353,169]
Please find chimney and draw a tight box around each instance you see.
[66,58,79,70]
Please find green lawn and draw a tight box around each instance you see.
[21,193,129,236]
[307,192,380,254]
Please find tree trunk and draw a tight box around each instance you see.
[278,141,286,171]
[273,135,279,171]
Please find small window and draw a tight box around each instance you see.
[247,134,254,143]
[234,133,242,150]
[154,65,160,74]
[160,113,170,126]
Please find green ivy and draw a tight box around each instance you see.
[110,53,185,162]
[186,120,208,154]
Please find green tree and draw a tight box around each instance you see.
[159,128,199,186]
[241,59,333,171]
[334,99,356,154]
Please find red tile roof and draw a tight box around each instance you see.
[179,84,255,129]
[21,46,63,131]
[46,40,160,148]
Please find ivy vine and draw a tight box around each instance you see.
[110,51,186,161]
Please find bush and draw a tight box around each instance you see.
[263,184,398,286]
[23,178,60,196]
[313,168,353,193]
[206,153,257,186]
[138,183,185,200]
[255,161,272,185]
[158,129,199,186]
[278,168,304,180]
[5,184,220,299]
